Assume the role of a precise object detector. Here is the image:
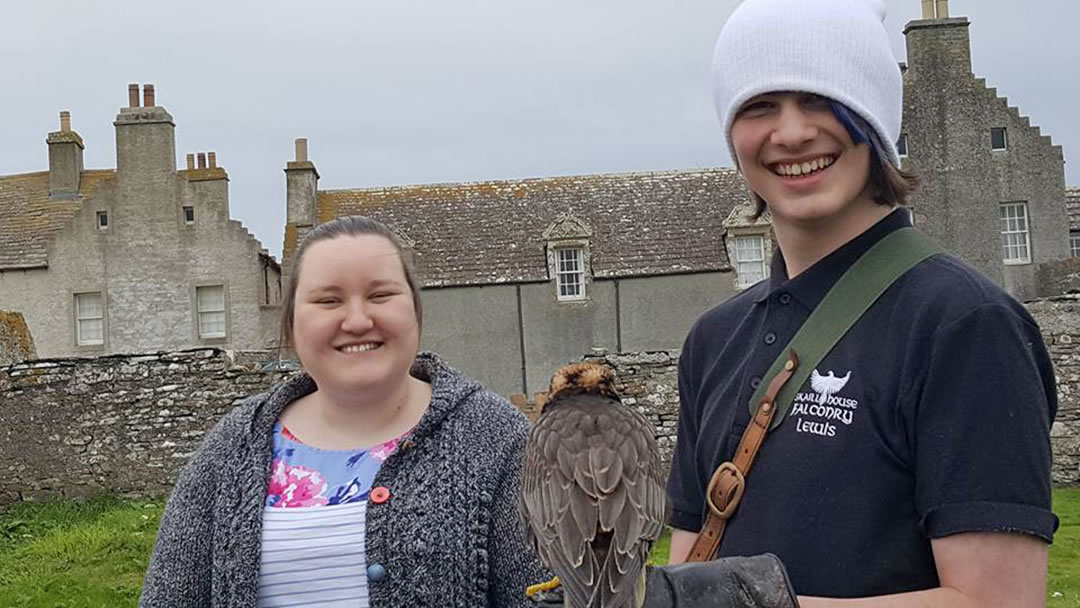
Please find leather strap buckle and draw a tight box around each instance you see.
[705,461,745,519]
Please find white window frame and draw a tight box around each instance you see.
[195,285,227,339]
[74,292,105,346]
[183,206,195,224]
[554,247,586,301]
[734,235,768,289]
[1000,202,1031,265]
[96,210,108,230]
[991,127,1008,151]
[1070,233,1080,258]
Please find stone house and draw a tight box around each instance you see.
[280,2,1074,396]
[901,0,1071,299]
[0,85,280,359]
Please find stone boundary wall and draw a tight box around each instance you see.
[2,293,1079,506]
[0,349,289,505]
[1027,296,1080,485]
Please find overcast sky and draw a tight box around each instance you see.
[3,0,1077,259]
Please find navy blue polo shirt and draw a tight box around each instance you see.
[668,209,1059,598]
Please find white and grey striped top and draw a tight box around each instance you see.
[258,502,369,607]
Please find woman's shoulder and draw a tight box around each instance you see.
[198,375,314,457]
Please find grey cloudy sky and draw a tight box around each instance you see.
[3,0,1077,259]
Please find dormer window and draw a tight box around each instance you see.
[543,215,593,303]
[897,133,908,158]
[555,247,586,301]
[734,235,767,288]
[723,200,773,291]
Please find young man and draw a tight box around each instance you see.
[665,0,1058,606]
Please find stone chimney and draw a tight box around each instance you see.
[283,138,320,281]
[285,138,319,228]
[903,6,1003,285]
[46,110,84,198]
[114,83,176,181]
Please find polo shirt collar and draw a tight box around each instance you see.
[756,208,913,309]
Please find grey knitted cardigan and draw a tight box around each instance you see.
[141,352,548,607]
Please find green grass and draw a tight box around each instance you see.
[0,490,1076,605]
[0,495,164,607]
[1050,488,1080,607]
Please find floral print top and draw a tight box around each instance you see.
[265,422,408,508]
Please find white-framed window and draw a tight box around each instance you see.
[991,127,1008,151]
[196,285,227,338]
[74,292,104,346]
[96,211,108,229]
[555,247,585,301]
[1070,233,1080,258]
[734,235,768,288]
[1000,202,1031,264]
[183,206,195,224]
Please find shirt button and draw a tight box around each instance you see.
[370,486,391,504]
[764,332,777,345]
[367,563,387,582]
[779,293,792,305]
[750,376,762,389]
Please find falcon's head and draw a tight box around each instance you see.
[547,362,621,404]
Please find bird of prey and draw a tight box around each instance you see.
[522,362,666,608]
[810,369,852,405]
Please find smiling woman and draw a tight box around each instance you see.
[140,216,547,608]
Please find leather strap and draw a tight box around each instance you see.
[686,349,799,563]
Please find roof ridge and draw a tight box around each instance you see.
[0,168,116,181]
[318,166,739,195]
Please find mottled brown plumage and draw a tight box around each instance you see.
[522,363,666,608]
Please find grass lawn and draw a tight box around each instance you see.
[0,489,1076,606]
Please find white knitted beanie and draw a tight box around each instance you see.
[712,0,903,167]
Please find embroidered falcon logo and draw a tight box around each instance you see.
[810,369,851,405]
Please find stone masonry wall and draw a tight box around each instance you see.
[1027,296,1080,484]
[2,295,1079,507]
[0,349,288,505]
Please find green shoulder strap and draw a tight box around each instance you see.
[747,227,943,431]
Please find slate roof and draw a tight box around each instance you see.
[1067,187,1080,233]
[0,170,115,270]
[311,168,751,287]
